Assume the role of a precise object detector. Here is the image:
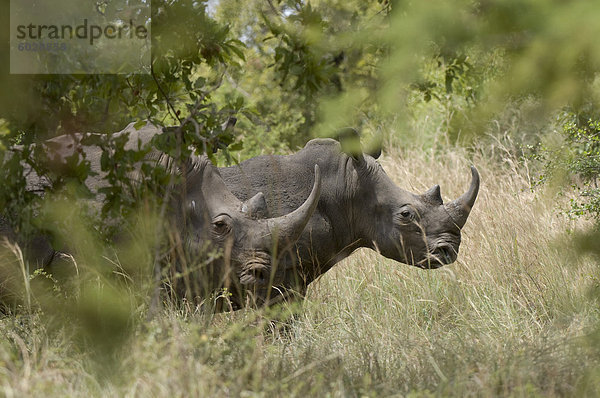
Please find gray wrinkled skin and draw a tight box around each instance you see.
[220,138,480,298]
[1,123,322,308]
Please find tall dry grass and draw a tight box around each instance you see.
[0,139,598,397]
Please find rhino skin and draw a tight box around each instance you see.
[1,123,322,308]
[219,135,479,297]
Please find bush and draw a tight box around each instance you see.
[534,111,600,224]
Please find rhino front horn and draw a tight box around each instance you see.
[266,164,321,253]
[445,166,480,229]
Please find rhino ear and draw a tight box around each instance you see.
[336,127,364,163]
[367,146,381,159]
[366,135,383,159]
[365,132,383,159]
[241,192,269,219]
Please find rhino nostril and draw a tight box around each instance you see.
[252,267,268,283]
[433,245,456,264]
[241,261,270,286]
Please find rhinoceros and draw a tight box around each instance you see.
[219,133,479,299]
[1,123,322,308]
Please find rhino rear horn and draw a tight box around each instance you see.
[423,184,443,205]
[445,166,480,228]
[241,192,269,219]
[266,165,321,253]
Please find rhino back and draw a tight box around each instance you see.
[220,138,346,215]
[21,123,165,199]
[6,124,164,268]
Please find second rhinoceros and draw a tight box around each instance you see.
[219,134,479,299]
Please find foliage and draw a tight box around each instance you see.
[0,0,248,250]
[562,113,600,221]
[1,0,600,395]
[531,111,600,222]
[212,0,385,151]
[0,0,244,151]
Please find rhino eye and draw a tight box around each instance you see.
[396,206,416,223]
[212,215,232,236]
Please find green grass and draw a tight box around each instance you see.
[0,142,599,397]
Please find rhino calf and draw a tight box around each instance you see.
[220,134,479,298]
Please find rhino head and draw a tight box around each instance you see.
[174,156,322,307]
[335,127,479,269]
[355,155,479,269]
